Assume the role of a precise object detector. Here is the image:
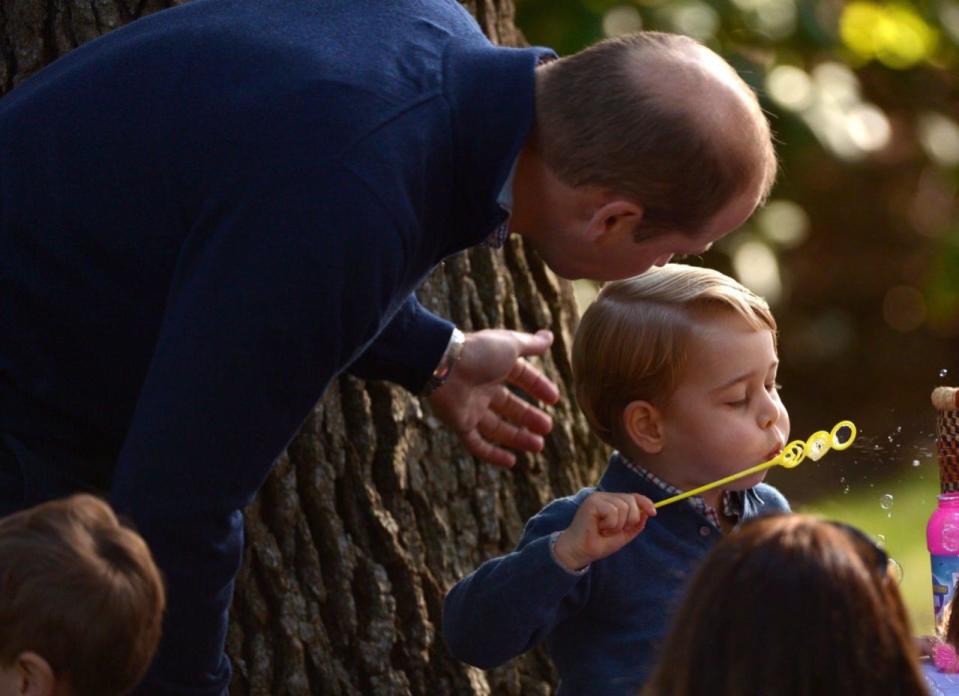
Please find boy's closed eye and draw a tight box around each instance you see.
[724,392,749,407]
[724,382,781,407]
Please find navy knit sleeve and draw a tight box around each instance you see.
[109,166,433,695]
[347,294,453,392]
[442,491,594,669]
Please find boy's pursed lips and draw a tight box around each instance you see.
[763,442,785,462]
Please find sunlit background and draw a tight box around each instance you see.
[516,0,959,632]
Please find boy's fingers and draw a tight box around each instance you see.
[624,495,643,529]
[634,494,657,517]
[623,519,646,541]
[600,496,640,536]
[595,498,621,534]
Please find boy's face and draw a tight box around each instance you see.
[656,313,789,493]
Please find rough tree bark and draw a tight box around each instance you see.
[0,1,609,693]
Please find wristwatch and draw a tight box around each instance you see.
[422,328,465,396]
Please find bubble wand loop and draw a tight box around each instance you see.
[653,420,857,509]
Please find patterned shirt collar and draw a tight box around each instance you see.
[619,454,743,531]
[483,158,517,249]
[483,54,554,250]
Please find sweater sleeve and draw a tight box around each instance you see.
[109,167,426,695]
[442,493,593,669]
[347,294,453,393]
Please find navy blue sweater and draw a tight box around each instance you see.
[443,454,790,695]
[0,1,552,692]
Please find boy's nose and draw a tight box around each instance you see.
[758,394,780,428]
[654,254,673,267]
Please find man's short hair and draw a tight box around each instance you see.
[0,494,165,696]
[572,264,776,449]
[535,32,777,239]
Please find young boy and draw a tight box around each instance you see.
[442,264,791,694]
[0,494,165,696]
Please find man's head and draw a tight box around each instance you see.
[572,264,788,492]
[511,32,776,280]
[0,495,165,696]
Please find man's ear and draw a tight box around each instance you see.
[584,199,644,243]
[623,400,664,454]
[16,652,56,696]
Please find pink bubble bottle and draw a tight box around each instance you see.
[929,386,959,626]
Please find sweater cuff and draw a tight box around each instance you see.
[346,295,454,393]
[548,531,590,576]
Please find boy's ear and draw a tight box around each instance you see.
[584,198,644,243]
[623,400,664,454]
[16,652,56,696]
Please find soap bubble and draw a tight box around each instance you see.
[913,459,921,467]
[943,526,959,552]
[941,368,950,378]
[808,436,829,461]
[880,494,894,510]
[843,485,851,495]
[876,534,886,548]
[887,557,904,583]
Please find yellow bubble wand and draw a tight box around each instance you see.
[653,420,858,509]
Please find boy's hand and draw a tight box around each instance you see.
[553,493,657,571]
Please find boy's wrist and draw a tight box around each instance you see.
[552,530,589,572]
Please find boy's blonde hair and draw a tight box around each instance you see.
[0,494,165,696]
[572,264,776,449]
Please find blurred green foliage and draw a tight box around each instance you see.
[518,0,958,632]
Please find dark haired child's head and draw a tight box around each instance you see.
[572,264,789,502]
[644,514,927,696]
[0,494,165,696]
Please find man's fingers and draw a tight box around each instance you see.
[477,410,544,453]
[510,329,553,358]
[507,358,560,405]
[459,429,516,468]
[491,389,552,435]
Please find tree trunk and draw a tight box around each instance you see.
[0,1,606,693]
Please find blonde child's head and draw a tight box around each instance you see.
[573,263,776,452]
[0,494,165,696]
[644,514,926,696]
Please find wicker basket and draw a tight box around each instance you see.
[934,387,959,493]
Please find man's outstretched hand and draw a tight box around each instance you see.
[427,329,560,468]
